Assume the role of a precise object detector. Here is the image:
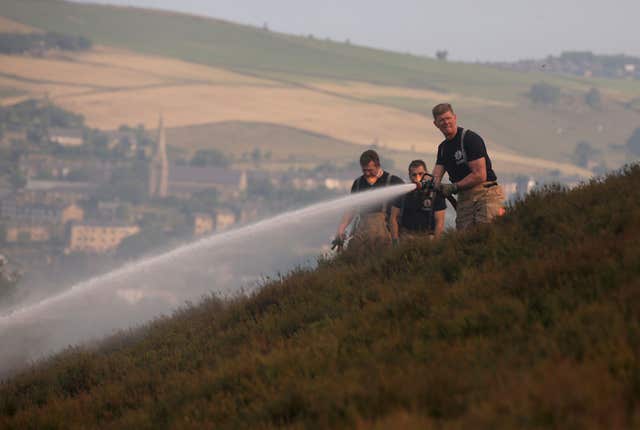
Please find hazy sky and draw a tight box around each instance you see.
[75,1,640,61]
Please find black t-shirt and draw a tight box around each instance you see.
[393,190,446,232]
[435,127,497,183]
[350,171,404,214]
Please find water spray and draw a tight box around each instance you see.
[0,183,414,374]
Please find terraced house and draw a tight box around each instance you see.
[66,221,140,254]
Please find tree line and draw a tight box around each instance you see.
[0,32,92,55]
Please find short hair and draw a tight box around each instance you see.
[432,103,455,119]
[359,149,380,166]
[408,159,427,171]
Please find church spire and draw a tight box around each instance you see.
[148,114,169,198]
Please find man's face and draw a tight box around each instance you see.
[408,165,427,185]
[434,111,457,139]
[361,161,380,179]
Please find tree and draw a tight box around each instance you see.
[191,149,230,167]
[572,141,598,168]
[585,87,602,109]
[627,128,640,157]
[436,50,448,61]
[251,148,263,165]
[9,169,26,189]
[528,82,561,105]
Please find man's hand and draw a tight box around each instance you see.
[436,183,458,197]
[331,234,345,251]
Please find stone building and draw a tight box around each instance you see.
[66,221,140,254]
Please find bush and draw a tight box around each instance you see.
[528,82,561,105]
[627,127,640,157]
[584,87,602,108]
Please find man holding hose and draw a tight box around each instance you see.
[334,149,404,250]
[431,103,505,230]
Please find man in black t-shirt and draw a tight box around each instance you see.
[390,160,446,241]
[431,103,505,230]
[334,149,404,250]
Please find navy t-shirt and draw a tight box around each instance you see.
[436,127,497,183]
[393,190,446,232]
[350,171,404,214]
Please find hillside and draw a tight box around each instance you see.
[1,0,639,175]
[1,164,639,428]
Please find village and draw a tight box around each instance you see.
[0,99,359,287]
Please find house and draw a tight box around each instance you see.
[191,212,214,237]
[48,127,84,147]
[215,209,236,232]
[167,166,247,199]
[20,154,115,183]
[324,170,361,192]
[23,180,99,204]
[3,222,51,243]
[0,200,84,225]
[1,129,27,146]
[96,201,125,221]
[66,221,140,254]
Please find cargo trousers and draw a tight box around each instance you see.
[455,182,505,230]
[350,212,391,249]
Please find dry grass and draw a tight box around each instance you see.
[0,54,165,88]
[312,80,514,108]
[0,46,593,176]
[0,75,93,100]
[58,83,444,150]
[74,46,272,85]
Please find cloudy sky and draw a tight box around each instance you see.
[74,0,639,61]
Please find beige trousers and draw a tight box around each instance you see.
[350,212,391,249]
[456,182,505,230]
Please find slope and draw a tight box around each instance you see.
[1,164,639,428]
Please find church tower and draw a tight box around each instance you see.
[148,115,169,198]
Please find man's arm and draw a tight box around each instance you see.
[432,164,445,185]
[455,157,486,190]
[336,211,354,238]
[433,210,445,239]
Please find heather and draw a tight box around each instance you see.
[1,165,640,429]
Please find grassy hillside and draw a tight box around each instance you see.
[2,0,639,103]
[1,164,639,428]
[2,1,640,172]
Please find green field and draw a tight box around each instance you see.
[1,164,639,428]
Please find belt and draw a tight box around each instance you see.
[483,181,498,188]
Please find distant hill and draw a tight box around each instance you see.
[1,0,639,174]
[489,51,640,80]
[1,0,638,102]
[2,164,639,428]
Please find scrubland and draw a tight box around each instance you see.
[1,164,639,429]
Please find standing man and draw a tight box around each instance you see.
[389,160,447,241]
[334,149,404,250]
[431,103,505,230]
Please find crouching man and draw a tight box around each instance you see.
[431,103,505,230]
[389,160,446,242]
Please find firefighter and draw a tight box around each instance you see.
[333,149,403,250]
[431,103,505,230]
[389,160,447,242]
